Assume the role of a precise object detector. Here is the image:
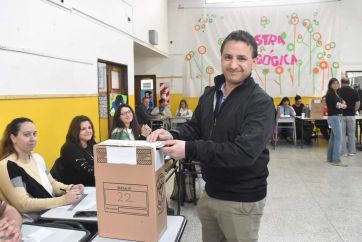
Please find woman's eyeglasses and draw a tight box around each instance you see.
[120,110,132,116]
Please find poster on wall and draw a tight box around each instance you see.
[99,94,108,118]
[98,63,107,93]
[140,79,154,110]
[160,82,170,105]
[109,93,128,116]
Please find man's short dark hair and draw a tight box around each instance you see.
[341,78,350,85]
[295,95,302,102]
[220,30,258,58]
[159,98,166,105]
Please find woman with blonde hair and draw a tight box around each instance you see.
[176,99,193,118]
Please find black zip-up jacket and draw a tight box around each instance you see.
[171,74,275,202]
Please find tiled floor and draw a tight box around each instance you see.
[167,140,362,242]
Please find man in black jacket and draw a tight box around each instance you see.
[148,30,275,242]
[339,78,360,156]
[136,96,156,127]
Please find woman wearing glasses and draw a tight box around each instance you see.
[110,104,151,140]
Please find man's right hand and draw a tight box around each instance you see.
[147,129,173,142]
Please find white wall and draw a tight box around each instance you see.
[0,0,169,96]
[339,0,362,71]
[134,55,184,93]
[132,0,169,53]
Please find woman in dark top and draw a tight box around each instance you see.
[325,78,347,166]
[293,95,314,144]
[60,115,96,186]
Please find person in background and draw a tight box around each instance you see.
[0,200,22,242]
[292,95,314,145]
[144,91,154,111]
[339,78,360,156]
[292,94,304,115]
[0,118,83,215]
[354,83,362,142]
[147,30,275,242]
[277,97,296,142]
[326,78,347,166]
[176,99,193,118]
[136,96,158,126]
[354,83,362,114]
[151,98,172,119]
[59,115,97,186]
[315,96,330,141]
[110,104,151,140]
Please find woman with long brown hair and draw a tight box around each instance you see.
[58,115,97,186]
[325,78,347,166]
[0,118,83,215]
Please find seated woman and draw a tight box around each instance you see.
[175,99,193,118]
[110,104,151,140]
[0,199,22,242]
[277,97,296,142]
[0,118,83,215]
[59,115,96,186]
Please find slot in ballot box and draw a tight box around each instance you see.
[94,140,167,242]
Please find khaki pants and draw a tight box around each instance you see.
[197,192,266,242]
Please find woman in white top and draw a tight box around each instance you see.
[175,99,193,118]
[110,104,151,140]
[277,97,296,142]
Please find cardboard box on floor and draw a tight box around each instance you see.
[94,140,167,242]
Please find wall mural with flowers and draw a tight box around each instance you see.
[171,2,340,97]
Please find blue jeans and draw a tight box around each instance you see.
[327,116,342,163]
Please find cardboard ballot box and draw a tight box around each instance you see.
[311,101,323,119]
[94,140,167,242]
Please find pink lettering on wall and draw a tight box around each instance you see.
[255,34,285,46]
[254,33,297,66]
[257,54,297,67]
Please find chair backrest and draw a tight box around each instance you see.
[50,157,65,183]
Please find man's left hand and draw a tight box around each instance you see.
[162,140,186,160]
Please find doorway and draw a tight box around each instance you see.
[97,61,128,141]
[134,75,157,110]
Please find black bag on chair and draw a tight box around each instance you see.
[170,168,200,203]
